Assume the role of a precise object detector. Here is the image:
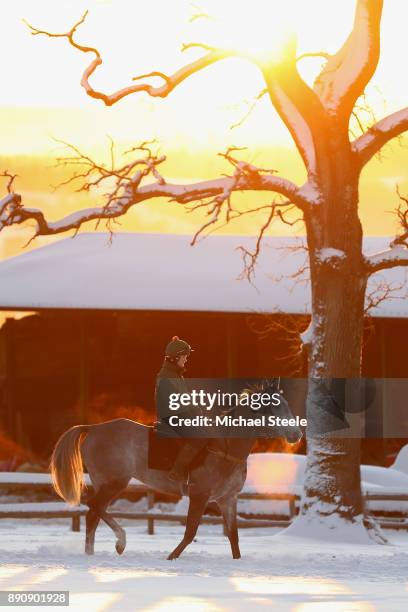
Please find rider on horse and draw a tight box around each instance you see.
[155,336,207,482]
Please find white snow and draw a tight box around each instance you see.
[300,320,313,344]
[0,502,87,513]
[269,86,317,173]
[0,232,407,317]
[316,247,346,262]
[0,520,407,611]
[1,450,408,609]
[0,472,53,485]
[0,472,143,488]
[352,107,408,154]
[366,245,408,268]
[297,180,322,205]
[391,444,408,474]
[245,452,408,495]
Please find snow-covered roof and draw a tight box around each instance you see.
[0,232,407,317]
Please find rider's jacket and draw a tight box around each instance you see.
[155,359,189,408]
[155,358,200,436]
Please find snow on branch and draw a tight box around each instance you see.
[352,107,408,168]
[365,188,408,273]
[315,248,346,266]
[262,58,327,175]
[0,143,311,242]
[365,245,408,273]
[314,0,383,113]
[24,11,235,106]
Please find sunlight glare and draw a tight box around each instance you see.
[193,0,297,63]
[144,597,222,611]
[69,592,122,612]
[295,602,375,611]
[0,567,29,583]
[24,568,67,585]
[89,569,173,583]
[231,576,350,596]
[245,454,301,490]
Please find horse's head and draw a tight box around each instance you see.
[259,379,303,444]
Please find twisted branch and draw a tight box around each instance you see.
[24,11,235,106]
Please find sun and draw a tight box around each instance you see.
[192,0,297,63]
[189,0,357,66]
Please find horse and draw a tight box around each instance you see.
[50,383,302,560]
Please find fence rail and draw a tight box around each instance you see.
[1,473,407,533]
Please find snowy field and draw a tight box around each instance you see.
[0,518,407,611]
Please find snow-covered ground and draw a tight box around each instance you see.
[2,447,408,609]
[0,518,407,611]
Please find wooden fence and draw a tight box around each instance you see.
[1,473,407,533]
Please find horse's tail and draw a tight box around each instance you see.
[50,425,91,506]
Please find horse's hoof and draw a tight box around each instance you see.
[167,553,177,560]
[85,546,94,555]
[115,531,126,555]
[115,541,126,555]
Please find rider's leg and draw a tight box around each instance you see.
[168,439,207,482]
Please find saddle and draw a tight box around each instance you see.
[147,427,208,472]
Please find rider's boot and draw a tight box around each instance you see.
[168,443,199,482]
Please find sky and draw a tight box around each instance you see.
[0,0,407,259]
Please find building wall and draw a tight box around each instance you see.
[0,310,407,461]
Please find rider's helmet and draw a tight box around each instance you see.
[165,336,194,358]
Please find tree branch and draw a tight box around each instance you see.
[365,188,408,273]
[262,50,328,176]
[314,0,383,114]
[24,11,235,106]
[229,88,268,130]
[0,142,310,240]
[237,203,279,283]
[0,172,23,228]
[364,279,406,314]
[352,107,408,168]
[25,10,329,179]
[296,51,331,63]
[365,245,408,273]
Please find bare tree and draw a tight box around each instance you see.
[2,1,408,538]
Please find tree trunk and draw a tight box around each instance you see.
[288,153,381,541]
[301,269,366,531]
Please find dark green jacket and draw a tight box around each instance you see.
[155,359,199,436]
[155,359,189,411]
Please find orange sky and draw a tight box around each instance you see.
[0,0,407,260]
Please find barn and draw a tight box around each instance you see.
[0,232,407,463]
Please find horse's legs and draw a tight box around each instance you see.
[167,490,209,560]
[99,509,127,555]
[86,478,129,555]
[217,496,240,559]
[85,507,100,555]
